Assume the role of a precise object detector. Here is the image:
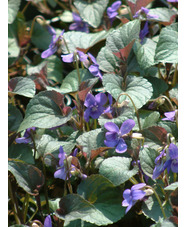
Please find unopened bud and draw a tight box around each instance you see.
[144,188,154,196]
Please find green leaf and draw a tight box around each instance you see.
[18,90,72,132]
[8,104,23,131]
[74,0,109,28]
[64,220,97,227]
[9,144,35,164]
[47,55,63,83]
[154,23,178,64]
[49,198,61,212]
[106,20,140,53]
[150,219,176,227]
[62,30,112,54]
[98,106,135,127]
[148,8,177,25]
[127,0,153,15]
[56,175,124,225]
[169,84,178,101]
[60,69,94,94]
[99,157,138,186]
[146,77,168,99]
[164,182,178,191]
[97,46,120,73]
[36,131,80,159]
[47,0,57,8]
[102,74,153,109]
[157,121,178,140]
[8,25,20,59]
[8,0,21,24]
[142,195,173,222]
[134,38,157,69]
[8,160,44,195]
[139,147,159,178]
[76,129,105,156]
[133,110,160,131]
[31,22,62,50]
[8,77,36,98]
[142,126,168,148]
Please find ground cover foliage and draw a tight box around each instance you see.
[8,0,178,226]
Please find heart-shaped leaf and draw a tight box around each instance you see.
[106,20,140,54]
[8,0,21,24]
[8,104,23,132]
[99,156,138,186]
[102,74,153,109]
[60,69,94,94]
[139,147,159,178]
[97,46,119,73]
[18,90,72,132]
[56,175,125,225]
[134,38,157,69]
[8,77,36,98]
[154,23,178,64]
[8,160,44,196]
[74,0,109,28]
[62,30,112,54]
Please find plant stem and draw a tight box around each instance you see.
[42,158,50,214]
[172,63,178,87]
[116,93,142,131]
[94,119,97,130]
[129,177,139,185]
[21,1,31,14]
[74,53,81,85]
[23,193,30,223]
[152,187,167,219]
[8,178,21,224]
[86,122,90,131]
[173,173,177,182]
[159,95,175,111]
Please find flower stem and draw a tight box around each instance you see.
[23,193,30,223]
[129,177,139,185]
[172,63,178,87]
[21,1,31,14]
[74,53,81,85]
[116,93,142,131]
[8,178,21,224]
[152,187,167,219]
[42,158,50,214]
[173,173,177,182]
[94,119,97,130]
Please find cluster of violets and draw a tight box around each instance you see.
[13,1,178,225]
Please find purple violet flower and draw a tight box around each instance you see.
[15,127,36,144]
[44,215,52,227]
[167,0,178,2]
[122,183,146,213]
[139,21,149,42]
[61,50,88,63]
[69,13,89,33]
[84,93,107,122]
[162,110,176,122]
[152,149,166,179]
[133,7,158,20]
[54,146,75,180]
[163,143,178,173]
[104,119,135,153]
[41,26,65,59]
[107,1,122,19]
[87,53,102,80]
